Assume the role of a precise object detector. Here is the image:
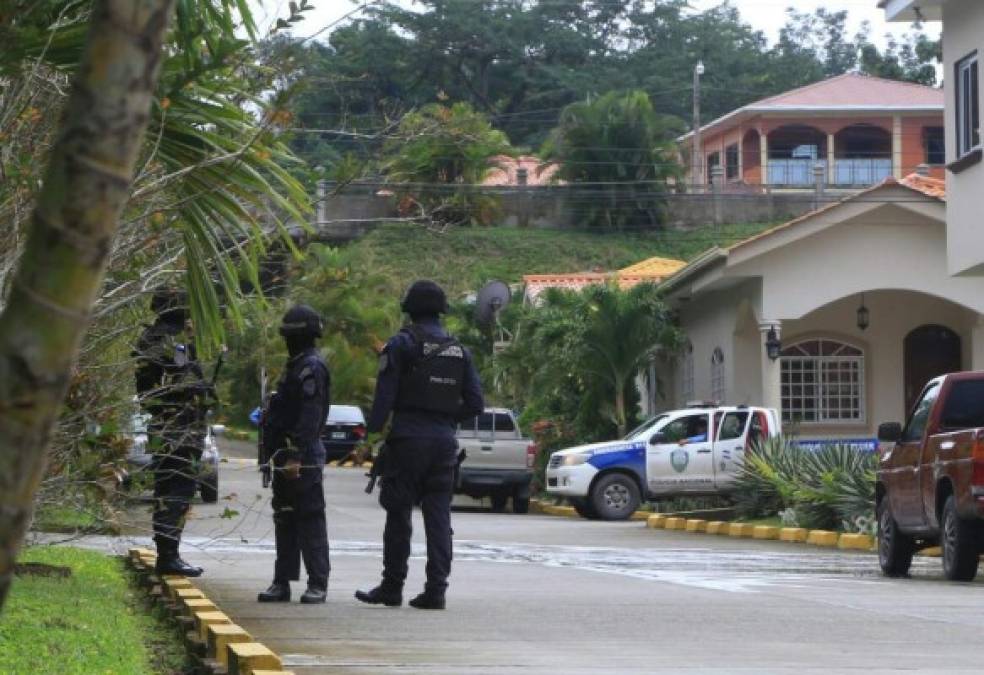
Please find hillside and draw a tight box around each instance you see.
[342,222,775,298]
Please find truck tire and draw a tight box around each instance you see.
[490,494,508,513]
[590,473,640,521]
[200,474,218,504]
[878,500,914,577]
[512,495,530,514]
[571,497,599,520]
[942,495,979,582]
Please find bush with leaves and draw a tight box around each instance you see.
[733,437,877,533]
[380,102,514,226]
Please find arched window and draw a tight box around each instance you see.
[710,348,725,403]
[679,342,695,403]
[780,338,864,424]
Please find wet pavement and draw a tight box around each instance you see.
[104,439,984,674]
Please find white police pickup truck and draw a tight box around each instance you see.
[545,404,781,520]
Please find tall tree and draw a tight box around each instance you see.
[0,0,175,612]
[542,90,683,229]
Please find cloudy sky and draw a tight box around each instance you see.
[252,0,941,45]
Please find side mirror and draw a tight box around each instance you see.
[649,432,667,445]
[877,422,902,443]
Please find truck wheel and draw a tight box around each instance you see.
[200,474,218,504]
[878,500,914,577]
[571,498,599,520]
[490,494,508,513]
[590,473,640,521]
[942,495,979,582]
[512,495,530,514]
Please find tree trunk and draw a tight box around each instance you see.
[0,0,174,614]
[614,375,626,438]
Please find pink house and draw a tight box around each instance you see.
[680,73,945,189]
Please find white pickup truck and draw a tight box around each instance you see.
[545,405,781,520]
[456,408,537,514]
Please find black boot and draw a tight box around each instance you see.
[354,584,402,607]
[155,553,203,578]
[408,591,446,610]
[257,582,291,603]
[300,585,327,604]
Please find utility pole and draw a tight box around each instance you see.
[692,60,705,193]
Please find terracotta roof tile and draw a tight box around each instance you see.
[753,73,943,108]
[523,255,686,301]
[482,155,560,186]
[900,173,947,200]
[618,256,687,276]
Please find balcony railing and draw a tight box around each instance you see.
[833,159,892,186]
[767,159,826,186]
[765,158,893,187]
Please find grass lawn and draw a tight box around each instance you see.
[345,222,776,298]
[737,516,783,528]
[32,503,108,534]
[0,546,189,674]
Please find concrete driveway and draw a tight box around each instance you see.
[135,439,984,674]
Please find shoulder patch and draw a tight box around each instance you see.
[302,376,318,397]
[299,365,313,381]
[378,353,390,374]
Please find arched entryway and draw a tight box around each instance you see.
[834,124,892,186]
[903,324,962,414]
[767,125,827,186]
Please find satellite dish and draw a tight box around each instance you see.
[474,280,511,326]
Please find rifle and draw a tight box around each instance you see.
[364,442,388,494]
[257,392,276,488]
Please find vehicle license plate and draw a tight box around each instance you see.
[332,432,347,439]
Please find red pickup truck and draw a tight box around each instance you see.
[877,371,984,581]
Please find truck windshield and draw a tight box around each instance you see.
[626,415,669,440]
[939,380,984,430]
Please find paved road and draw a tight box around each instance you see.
[130,439,984,674]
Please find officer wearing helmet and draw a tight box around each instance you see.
[134,288,213,577]
[356,280,484,610]
[257,304,332,604]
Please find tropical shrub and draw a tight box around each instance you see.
[733,437,877,533]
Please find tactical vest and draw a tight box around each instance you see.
[395,326,466,416]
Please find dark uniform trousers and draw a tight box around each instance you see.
[379,437,457,594]
[152,441,202,554]
[272,465,330,589]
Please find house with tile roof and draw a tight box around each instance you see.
[522,256,686,304]
[647,174,984,441]
[680,73,945,190]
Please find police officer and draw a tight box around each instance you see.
[356,280,484,610]
[134,289,213,577]
[257,304,332,604]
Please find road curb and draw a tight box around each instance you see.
[127,548,295,675]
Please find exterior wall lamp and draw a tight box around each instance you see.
[857,294,870,331]
[765,326,782,361]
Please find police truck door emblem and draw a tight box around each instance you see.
[671,448,689,473]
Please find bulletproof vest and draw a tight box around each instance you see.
[395,325,466,416]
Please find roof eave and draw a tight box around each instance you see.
[660,248,728,294]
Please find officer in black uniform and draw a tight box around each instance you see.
[134,289,213,577]
[356,280,484,610]
[258,304,332,604]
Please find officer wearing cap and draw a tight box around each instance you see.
[257,304,332,604]
[356,280,484,610]
[134,289,213,577]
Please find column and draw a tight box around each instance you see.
[737,132,744,181]
[760,321,783,416]
[760,132,769,186]
[316,179,328,224]
[892,115,903,179]
[972,316,984,370]
[827,133,836,184]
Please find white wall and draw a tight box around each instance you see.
[943,0,984,275]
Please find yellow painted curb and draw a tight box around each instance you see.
[779,527,808,542]
[182,597,218,617]
[207,623,252,668]
[629,511,651,521]
[706,521,727,535]
[174,588,206,603]
[752,525,780,540]
[342,460,354,467]
[228,641,282,675]
[729,523,754,538]
[919,546,942,557]
[328,460,339,467]
[838,533,876,551]
[685,519,707,533]
[196,610,233,642]
[807,530,840,547]
[663,517,686,530]
[647,514,666,528]
[163,577,193,599]
[542,505,577,517]
[252,671,297,675]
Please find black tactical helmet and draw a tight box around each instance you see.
[150,288,188,325]
[400,280,449,316]
[279,304,324,338]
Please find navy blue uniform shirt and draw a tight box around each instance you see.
[368,318,484,439]
[267,347,331,465]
